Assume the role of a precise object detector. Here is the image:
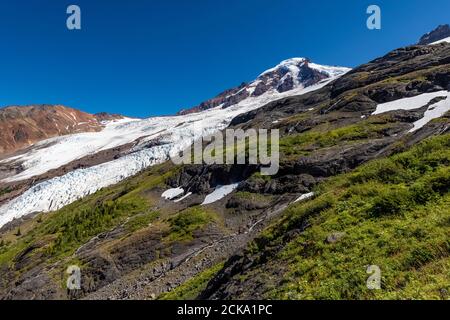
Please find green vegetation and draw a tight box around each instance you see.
[248,172,272,183]
[1,125,448,300]
[158,262,224,300]
[165,206,218,242]
[248,134,450,299]
[0,162,176,267]
[0,187,12,197]
[280,120,397,158]
[125,210,160,232]
[46,197,147,257]
[0,239,9,255]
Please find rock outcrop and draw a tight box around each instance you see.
[418,24,450,45]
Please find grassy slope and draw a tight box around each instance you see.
[255,133,450,299]
[280,116,400,159]
[179,133,449,300]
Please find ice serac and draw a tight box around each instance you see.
[0,58,350,228]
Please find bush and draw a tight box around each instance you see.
[350,159,411,184]
[403,240,450,270]
[370,187,412,217]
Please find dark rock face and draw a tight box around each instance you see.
[276,74,294,93]
[168,164,259,194]
[298,62,329,87]
[418,24,450,45]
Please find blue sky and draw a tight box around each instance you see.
[0,0,449,117]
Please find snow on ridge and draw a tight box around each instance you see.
[258,58,308,77]
[410,93,450,132]
[0,75,345,228]
[308,63,352,78]
[258,57,350,79]
[372,90,450,132]
[430,36,450,45]
[372,91,448,115]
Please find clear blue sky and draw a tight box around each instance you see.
[0,0,449,117]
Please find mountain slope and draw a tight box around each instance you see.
[0,59,349,229]
[0,29,449,300]
[0,105,121,156]
[199,134,450,299]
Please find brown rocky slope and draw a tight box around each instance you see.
[0,105,121,156]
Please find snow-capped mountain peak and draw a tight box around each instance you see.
[253,57,350,94]
[178,58,350,114]
[258,57,309,76]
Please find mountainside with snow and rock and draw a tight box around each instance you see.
[0,26,449,301]
[178,58,348,114]
[0,59,350,228]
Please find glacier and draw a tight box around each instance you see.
[0,68,349,228]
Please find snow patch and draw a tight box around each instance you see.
[372,91,448,115]
[201,183,239,205]
[430,36,450,45]
[410,95,450,132]
[174,192,192,203]
[161,187,184,200]
[372,91,450,132]
[309,63,352,78]
[294,192,315,203]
